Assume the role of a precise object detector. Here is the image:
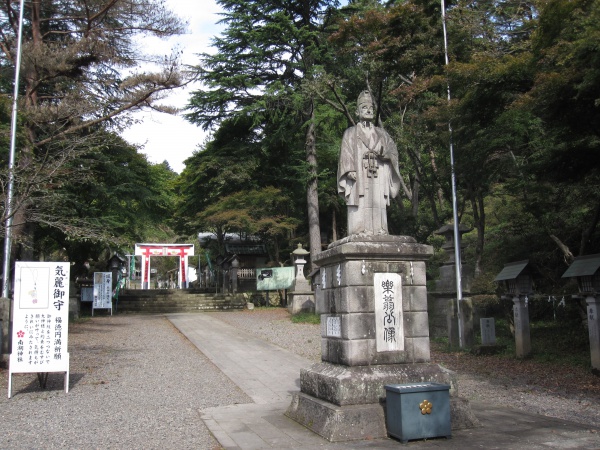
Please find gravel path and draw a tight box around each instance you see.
[1,308,598,450]
[0,314,250,449]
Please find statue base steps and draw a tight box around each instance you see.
[286,362,479,442]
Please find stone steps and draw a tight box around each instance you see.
[115,289,246,313]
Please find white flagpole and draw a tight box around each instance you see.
[2,0,26,298]
[441,0,465,348]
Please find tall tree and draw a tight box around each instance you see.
[0,0,187,260]
[34,134,179,264]
[326,0,452,235]
[477,0,600,285]
[174,116,262,242]
[196,187,299,263]
[186,0,341,262]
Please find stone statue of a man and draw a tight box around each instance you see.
[338,90,401,235]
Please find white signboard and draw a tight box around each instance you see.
[374,273,404,352]
[9,262,70,398]
[93,272,113,315]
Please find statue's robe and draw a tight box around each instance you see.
[337,122,401,235]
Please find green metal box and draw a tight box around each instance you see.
[385,382,451,443]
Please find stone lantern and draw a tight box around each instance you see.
[561,254,600,373]
[287,244,314,314]
[220,254,239,294]
[494,260,533,358]
[229,255,239,294]
[292,244,310,291]
[107,254,125,290]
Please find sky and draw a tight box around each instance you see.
[120,0,224,173]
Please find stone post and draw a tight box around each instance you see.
[222,269,229,294]
[428,224,474,348]
[203,266,210,288]
[230,257,239,294]
[69,280,80,321]
[586,296,600,372]
[480,318,496,345]
[513,296,531,358]
[446,298,474,348]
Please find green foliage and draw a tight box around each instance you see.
[197,187,300,262]
[0,0,187,263]
[29,133,179,262]
[177,0,600,291]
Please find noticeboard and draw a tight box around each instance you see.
[9,261,70,398]
[256,267,295,291]
[93,272,113,315]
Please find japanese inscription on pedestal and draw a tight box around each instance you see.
[374,273,404,352]
[326,316,342,338]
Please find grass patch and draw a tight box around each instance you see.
[434,316,591,368]
[71,316,92,323]
[530,320,590,367]
[291,312,321,324]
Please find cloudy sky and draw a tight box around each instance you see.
[120,0,224,173]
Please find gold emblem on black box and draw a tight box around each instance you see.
[419,400,432,415]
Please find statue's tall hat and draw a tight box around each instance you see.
[357,90,373,107]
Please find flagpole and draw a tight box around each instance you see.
[2,0,26,298]
[441,0,465,348]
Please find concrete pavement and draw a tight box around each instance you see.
[168,313,600,449]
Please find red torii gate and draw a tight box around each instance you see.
[134,243,195,289]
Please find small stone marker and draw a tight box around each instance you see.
[513,297,531,358]
[480,318,496,345]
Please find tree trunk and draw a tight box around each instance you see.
[470,189,485,277]
[7,1,42,262]
[549,234,574,265]
[580,199,600,256]
[332,210,337,243]
[305,105,321,265]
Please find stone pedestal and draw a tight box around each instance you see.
[428,223,474,346]
[513,296,531,358]
[287,291,315,314]
[447,297,475,348]
[286,235,478,441]
[585,297,600,372]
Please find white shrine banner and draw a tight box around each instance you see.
[9,262,70,398]
[374,272,404,352]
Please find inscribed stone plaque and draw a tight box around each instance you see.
[480,318,496,345]
[374,273,404,352]
[327,316,341,337]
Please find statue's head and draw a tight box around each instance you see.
[356,90,374,122]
